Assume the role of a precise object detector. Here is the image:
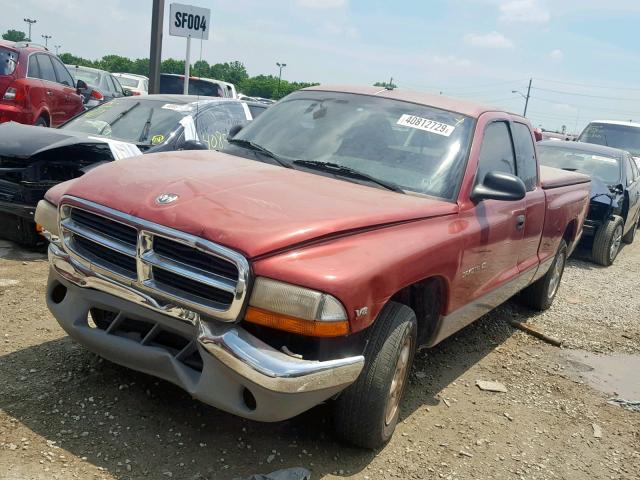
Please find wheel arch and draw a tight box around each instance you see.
[387,275,447,346]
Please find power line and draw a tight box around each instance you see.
[536,77,640,91]
[530,95,640,117]
[531,86,640,102]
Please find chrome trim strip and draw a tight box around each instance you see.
[61,217,137,257]
[197,321,364,393]
[141,251,237,293]
[58,196,250,322]
[49,243,200,325]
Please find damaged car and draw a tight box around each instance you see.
[0,94,266,246]
[538,140,640,265]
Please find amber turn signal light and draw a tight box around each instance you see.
[244,306,350,337]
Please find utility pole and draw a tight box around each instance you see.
[523,77,532,117]
[23,18,36,41]
[148,0,165,94]
[54,45,61,55]
[276,62,286,98]
[41,34,51,48]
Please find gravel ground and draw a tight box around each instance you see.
[1,238,639,480]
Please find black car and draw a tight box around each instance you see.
[538,140,640,265]
[0,94,268,246]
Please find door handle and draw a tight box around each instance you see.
[516,215,526,230]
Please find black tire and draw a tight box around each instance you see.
[34,116,49,127]
[622,215,638,244]
[592,216,624,266]
[333,301,417,449]
[519,239,568,311]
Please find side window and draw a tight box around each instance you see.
[28,55,40,78]
[476,121,516,184]
[35,54,57,83]
[624,156,634,186]
[51,57,74,86]
[511,122,538,191]
[631,157,640,181]
[248,104,267,119]
[110,75,123,94]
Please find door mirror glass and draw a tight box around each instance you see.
[471,170,526,202]
[180,140,209,151]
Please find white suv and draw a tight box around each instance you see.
[113,73,148,96]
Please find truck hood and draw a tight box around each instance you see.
[58,150,458,258]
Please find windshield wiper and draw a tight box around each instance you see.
[138,107,154,143]
[292,160,404,193]
[227,138,291,168]
[99,101,141,135]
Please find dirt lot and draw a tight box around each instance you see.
[1,239,639,480]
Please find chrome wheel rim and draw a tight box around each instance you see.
[548,250,565,300]
[385,332,412,426]
[610,225,623,261]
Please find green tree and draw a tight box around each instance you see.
[2,30,27,42]
[192,59,210,78]
[96,54,134,73]
[210,61,249,85]
[373,81,397,89]
[161,58,185,74]
[58,53,94,68]
[131,58,150,76]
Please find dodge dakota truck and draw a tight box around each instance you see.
[37,86,590,448]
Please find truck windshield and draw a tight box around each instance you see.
[579,122,640,157]
[61,98,184,146]
[538,145,621,185]
[232,91,475,199]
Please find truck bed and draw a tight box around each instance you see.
[540,165,591,189]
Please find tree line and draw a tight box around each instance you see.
[2,29,317,99]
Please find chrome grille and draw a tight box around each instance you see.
[59,196,250,323]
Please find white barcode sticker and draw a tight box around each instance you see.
[396,114,456,137]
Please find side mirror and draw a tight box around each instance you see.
[180,140,208,151]
[76,79,88,93]
[614,183,624,195]
[228,124,243,139]
[123,89,133,97]
[471,171,526,202]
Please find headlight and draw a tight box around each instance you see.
[245,277,349,337]
[34,200,60,243]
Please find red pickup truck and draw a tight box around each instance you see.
[37,86,590,448]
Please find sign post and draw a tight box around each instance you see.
[169,3,211,95]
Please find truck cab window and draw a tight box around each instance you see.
[476,121,516,184]
[512,122,538,190]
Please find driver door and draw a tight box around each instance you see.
[455,120,527,308]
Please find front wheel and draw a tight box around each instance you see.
[592,216,624,266]
[519,239,568,311]
[333,302,417,449]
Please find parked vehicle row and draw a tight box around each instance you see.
[66,64,129,108]
[35,85,592,449]
[0,95,268,246]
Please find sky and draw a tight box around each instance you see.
[4,0,640,133]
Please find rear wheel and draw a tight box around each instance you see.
[622,215,638,244]
[519,239,568,311]
[592,216,624,266]
[333,302,417,449]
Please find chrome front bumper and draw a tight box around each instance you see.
[47,243,364,421]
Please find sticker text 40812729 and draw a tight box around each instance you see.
[397,114,456,137]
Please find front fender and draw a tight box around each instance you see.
[252,214,461,333]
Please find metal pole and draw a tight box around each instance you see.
[41,35,51,48]
[523,78,532,117]
[148,0,165,94]
[23,18,36,42]
[183,36,191,95]
[54,45,61,55]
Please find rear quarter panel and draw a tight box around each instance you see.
[539,183,590,261]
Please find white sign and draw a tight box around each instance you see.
[169,3,211,40]
[396,114,456,137]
